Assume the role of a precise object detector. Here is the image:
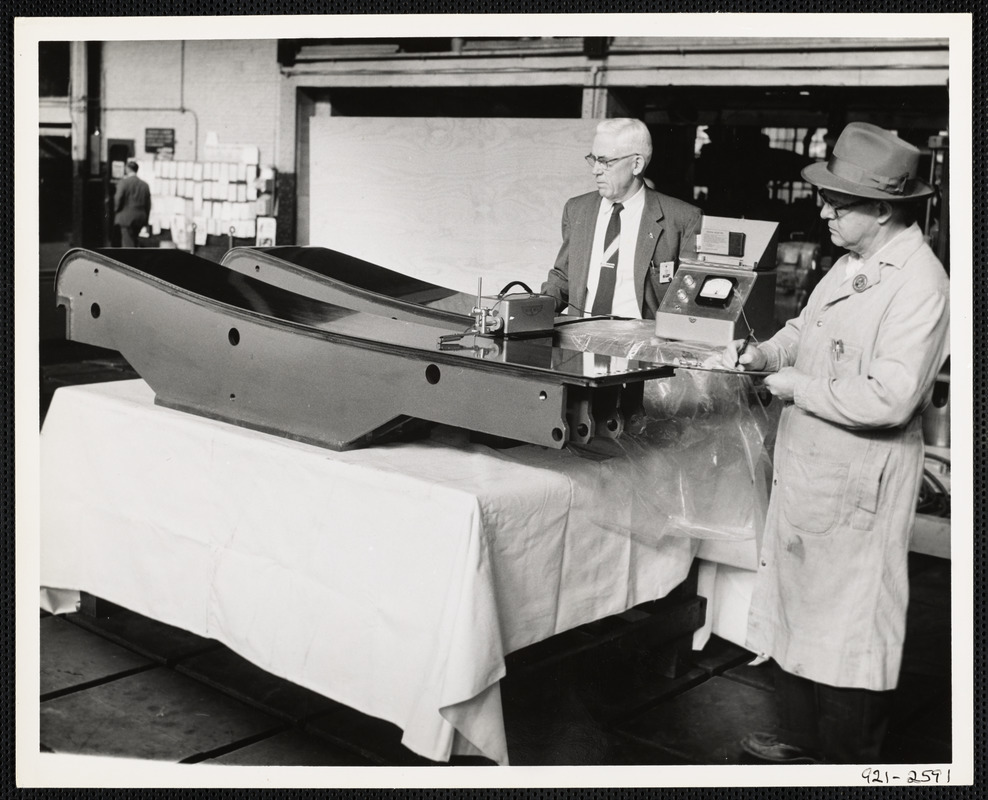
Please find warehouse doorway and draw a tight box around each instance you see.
[39,130,74,341]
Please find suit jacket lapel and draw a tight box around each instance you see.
[573,194,602,291]
[634,189,665,294]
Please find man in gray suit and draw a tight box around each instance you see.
[114,160,152,247]
[541,118,702,318]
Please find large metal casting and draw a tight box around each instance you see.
[222,246,476,328]
[55,248,673,450]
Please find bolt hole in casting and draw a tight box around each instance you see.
[426,364,441,385]
[228,328,240,346]
[90,303,100,318]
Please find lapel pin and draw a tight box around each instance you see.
[852,274,868,292]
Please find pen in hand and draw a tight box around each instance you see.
[735,329,755,368]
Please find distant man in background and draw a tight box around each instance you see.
[541,118,702,319]
[114,160,151,247]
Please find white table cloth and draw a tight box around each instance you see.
[40,380,761,764]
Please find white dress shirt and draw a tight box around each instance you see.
[584,183,647,317]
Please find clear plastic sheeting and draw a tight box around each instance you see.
[555,318,780,541]
[556,318,727,368]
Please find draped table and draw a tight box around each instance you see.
[40,379,762,764]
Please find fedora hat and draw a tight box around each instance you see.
[801,122,933,201]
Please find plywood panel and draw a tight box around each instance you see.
[309,117,600,295]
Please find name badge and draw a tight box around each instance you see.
[658,261,675,283]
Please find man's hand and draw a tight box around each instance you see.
[762,367,802,401]
[715,339,768,371]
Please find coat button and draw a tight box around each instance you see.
[760,559,767,567]
[816,320,823,327]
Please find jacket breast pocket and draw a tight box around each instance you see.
[780,448,849,535]
[829,340,864,380]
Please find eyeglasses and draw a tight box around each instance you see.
[819,190,872,217]
[584,153,639,170]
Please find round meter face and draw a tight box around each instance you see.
[700,277,733,300]
[695,276,737,308]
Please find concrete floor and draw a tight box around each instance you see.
[39,549,950,767]
[38,344,953,769]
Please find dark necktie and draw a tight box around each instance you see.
[591,202,623,316]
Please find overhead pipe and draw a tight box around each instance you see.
[100,41,199,161]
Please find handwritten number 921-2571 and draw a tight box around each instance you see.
[862,768,950,784]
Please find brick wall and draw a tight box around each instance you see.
[102,39,279,168]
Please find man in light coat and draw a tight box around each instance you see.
[541,118,702,319]
[720,122,949,763]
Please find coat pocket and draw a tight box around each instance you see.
[850,442,892,531]
[780,448,849,535]
[829,340,863,379]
